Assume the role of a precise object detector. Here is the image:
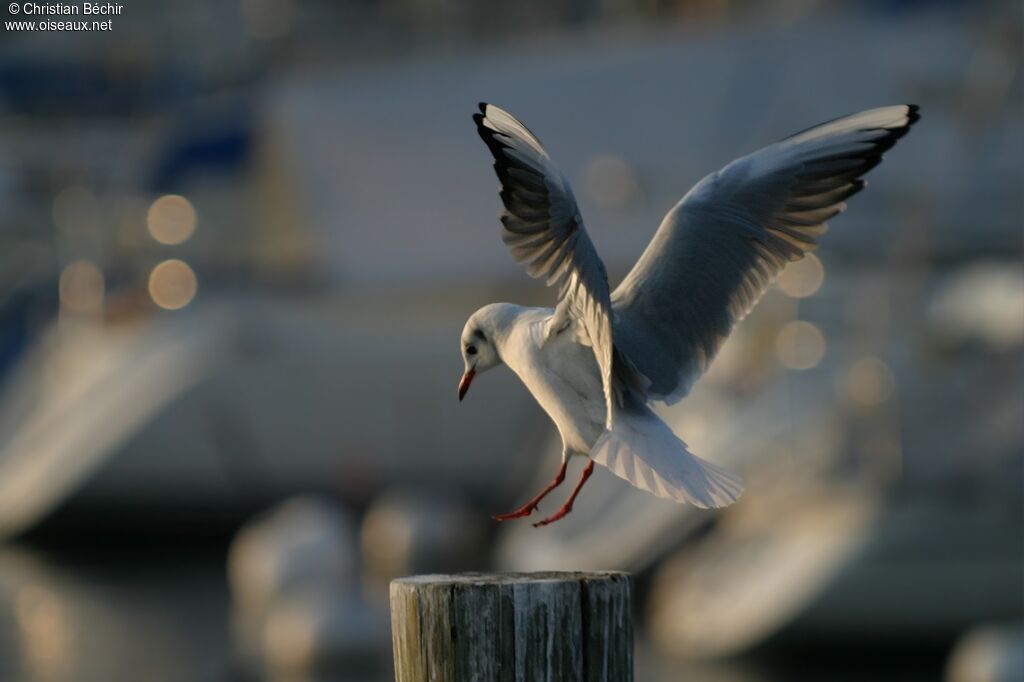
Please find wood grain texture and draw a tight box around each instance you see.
[390,572,632,682]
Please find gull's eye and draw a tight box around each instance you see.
[466,345,478,356]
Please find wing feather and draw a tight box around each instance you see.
[474,103,618,426]
[612,105,920,403]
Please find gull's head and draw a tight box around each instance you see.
[457,304,510,401]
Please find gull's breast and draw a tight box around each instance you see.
[507,323,606,454]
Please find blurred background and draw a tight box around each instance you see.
[0,0,1021,680]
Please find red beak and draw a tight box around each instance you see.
[458,369,475,401]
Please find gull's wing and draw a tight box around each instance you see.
[474,102,616,426]
[612,105,920,403]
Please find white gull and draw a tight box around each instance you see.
[458,102,919,526]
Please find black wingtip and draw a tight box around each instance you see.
[472,103,489,127]
[472,105,517,189]
[905,104,921,126]
[880,104,920,148]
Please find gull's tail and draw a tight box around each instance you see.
[590,406,743,508]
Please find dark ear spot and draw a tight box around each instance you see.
[473,329,486,341]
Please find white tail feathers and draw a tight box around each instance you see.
[590,408,743,508]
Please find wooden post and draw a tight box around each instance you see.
[390,572,632,682]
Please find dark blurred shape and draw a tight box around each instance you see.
[0,60,193,117]
[151,109,254,192]
[0,543,230,681]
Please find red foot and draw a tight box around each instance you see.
[492,506,536,522]
[533,461,595,528]
[493,461,567,521]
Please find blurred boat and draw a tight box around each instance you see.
[646,485,1024,659]
[0,292,543,539]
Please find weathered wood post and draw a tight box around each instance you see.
[390,572,632,682]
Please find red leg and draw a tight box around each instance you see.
[493,460,568,521]
[533,461,595,528]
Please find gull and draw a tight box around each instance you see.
[458,102,919,527]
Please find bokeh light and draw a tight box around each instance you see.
[777,253,825,298]
[146,195,197,245]
[58,260,104,314]
[775,320,826,370]
[842,356,895,406]
[148,259,198,310]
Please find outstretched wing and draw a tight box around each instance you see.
[474,102,616,426]
[612,105,920,403]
